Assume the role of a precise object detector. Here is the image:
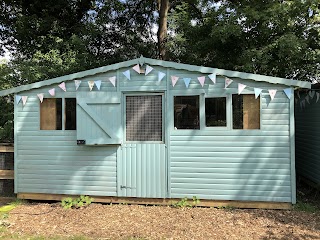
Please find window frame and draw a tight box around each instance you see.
[123,92,165,143]
[231,94,262,130]
[203,95,229,130]
[39,96,77,131]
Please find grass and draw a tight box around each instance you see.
[294,200,318,213]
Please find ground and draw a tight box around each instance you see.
[0,181,320,240]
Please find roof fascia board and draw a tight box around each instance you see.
[0,58,140,96]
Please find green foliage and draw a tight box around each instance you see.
[61,196,93,209]
[294,200,318,212]
[173,196,200,208]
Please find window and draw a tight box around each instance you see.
[174,96,199,129]
[232,95,260,129]
[126,95,162,141]
[40,98,76,130]
[205,97,227,127]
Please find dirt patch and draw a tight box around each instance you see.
[5,202,320,240]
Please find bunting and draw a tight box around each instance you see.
[49,88,55,96]
[238,83,246,95]
[109,76,116,87]
[208,73,216,84]
[309,90,315,99]
[171,76,179,87]
[305,95,310,104]
[37,93,44,103]
[88,81,95,91]
[183,78,191,88]
[225,77,233,88]
[132,64,141,74]
[145,65,153,75]
[254,88,263,99]
[95,80,102,90]
[123,70,131,80]
[269,90,277,101]
[197,76,205,87]
[158,71,166,82]
[58,82,66,92]
[15,95,22,105]
[21,96,28,106]
[283,88,293,99]
[74,80,81,90]
[317,92,320,103]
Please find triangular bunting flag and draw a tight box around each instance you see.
[132,64,140,74]
[37,93,44,103]
[305,95,310,104]
[283,88,293,99]
[95,80,102,90]
[158,71,166,82]
[302,100,306,108]
[254,88,263,99]
[58,82,66,92]
[109,76,116,87]
[171,76,179,87]
[316,92,320,103]
[145,65,153,75]
[49,88,55,96]
[197,76,205,87]
[21,96,28,106]
[238,83,246,95]
[88,81,95,91]
[122,70,131,80]
[74,80,81,90]
[208,73,216,84]
[309,90,315,99]
[269,89,277,100]
[15,95,22,105]
[183,78,191,88]
[225,77,233,88]
[297,91,300,99]
[295,98,298,104]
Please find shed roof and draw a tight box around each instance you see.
[0,56,311,96]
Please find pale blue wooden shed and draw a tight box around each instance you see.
[0,57,310,208]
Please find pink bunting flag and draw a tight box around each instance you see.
[74,80,81,90]
[132,64,141,74]
[58,82,66,92]
[48,88,55,96]
[21,96,28,106]
[225,77,233,88]
[88,81,95,91]
[109,76,116,87]
[268,89,277,100]
[171,76,179,87]
[37,93,44,103]
[238,83,246,95]
[208,73,216,84]
[197,76,205,87]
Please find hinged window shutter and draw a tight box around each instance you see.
[76,92,122,145]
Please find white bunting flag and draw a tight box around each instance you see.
[123,70,131,80]
[95,80,102,90]
[283,88,293,99]
[145,65,153,75]
[158,71,166,82]
[208,73,216,84]
[49,88,55,96]
[15,95,22,105]
[183,78,191,88]
[269,89,277,100]
[37,93,44,103]
[225,77,233,88]
[88,81,95,91]
[109,76,116,87]
[316,92,320,103]
[132,64,141,74]
[305,95,310,104]
[21,96,28,106]
[171,76,179,87]
[254,88,263,99]
[197,76,205,87]
[74,80,81,90]
[58,82,66,92]
[309,90,315,99]
[238,83,246,95]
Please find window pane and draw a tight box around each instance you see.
[205,98,226,127]
[65,98,77,130]
[232,95,260,129]
[174,96,199,129]
[40,98,62,130]
[126,95,162,141]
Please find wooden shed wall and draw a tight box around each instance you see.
[295,93,320,185]
[14,65,294,203]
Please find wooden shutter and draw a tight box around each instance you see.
[76,92,122,145]
[243,95,260,129]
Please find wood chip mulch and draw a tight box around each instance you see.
[6,203,320,239]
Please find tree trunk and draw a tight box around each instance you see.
[157,0,170,60]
